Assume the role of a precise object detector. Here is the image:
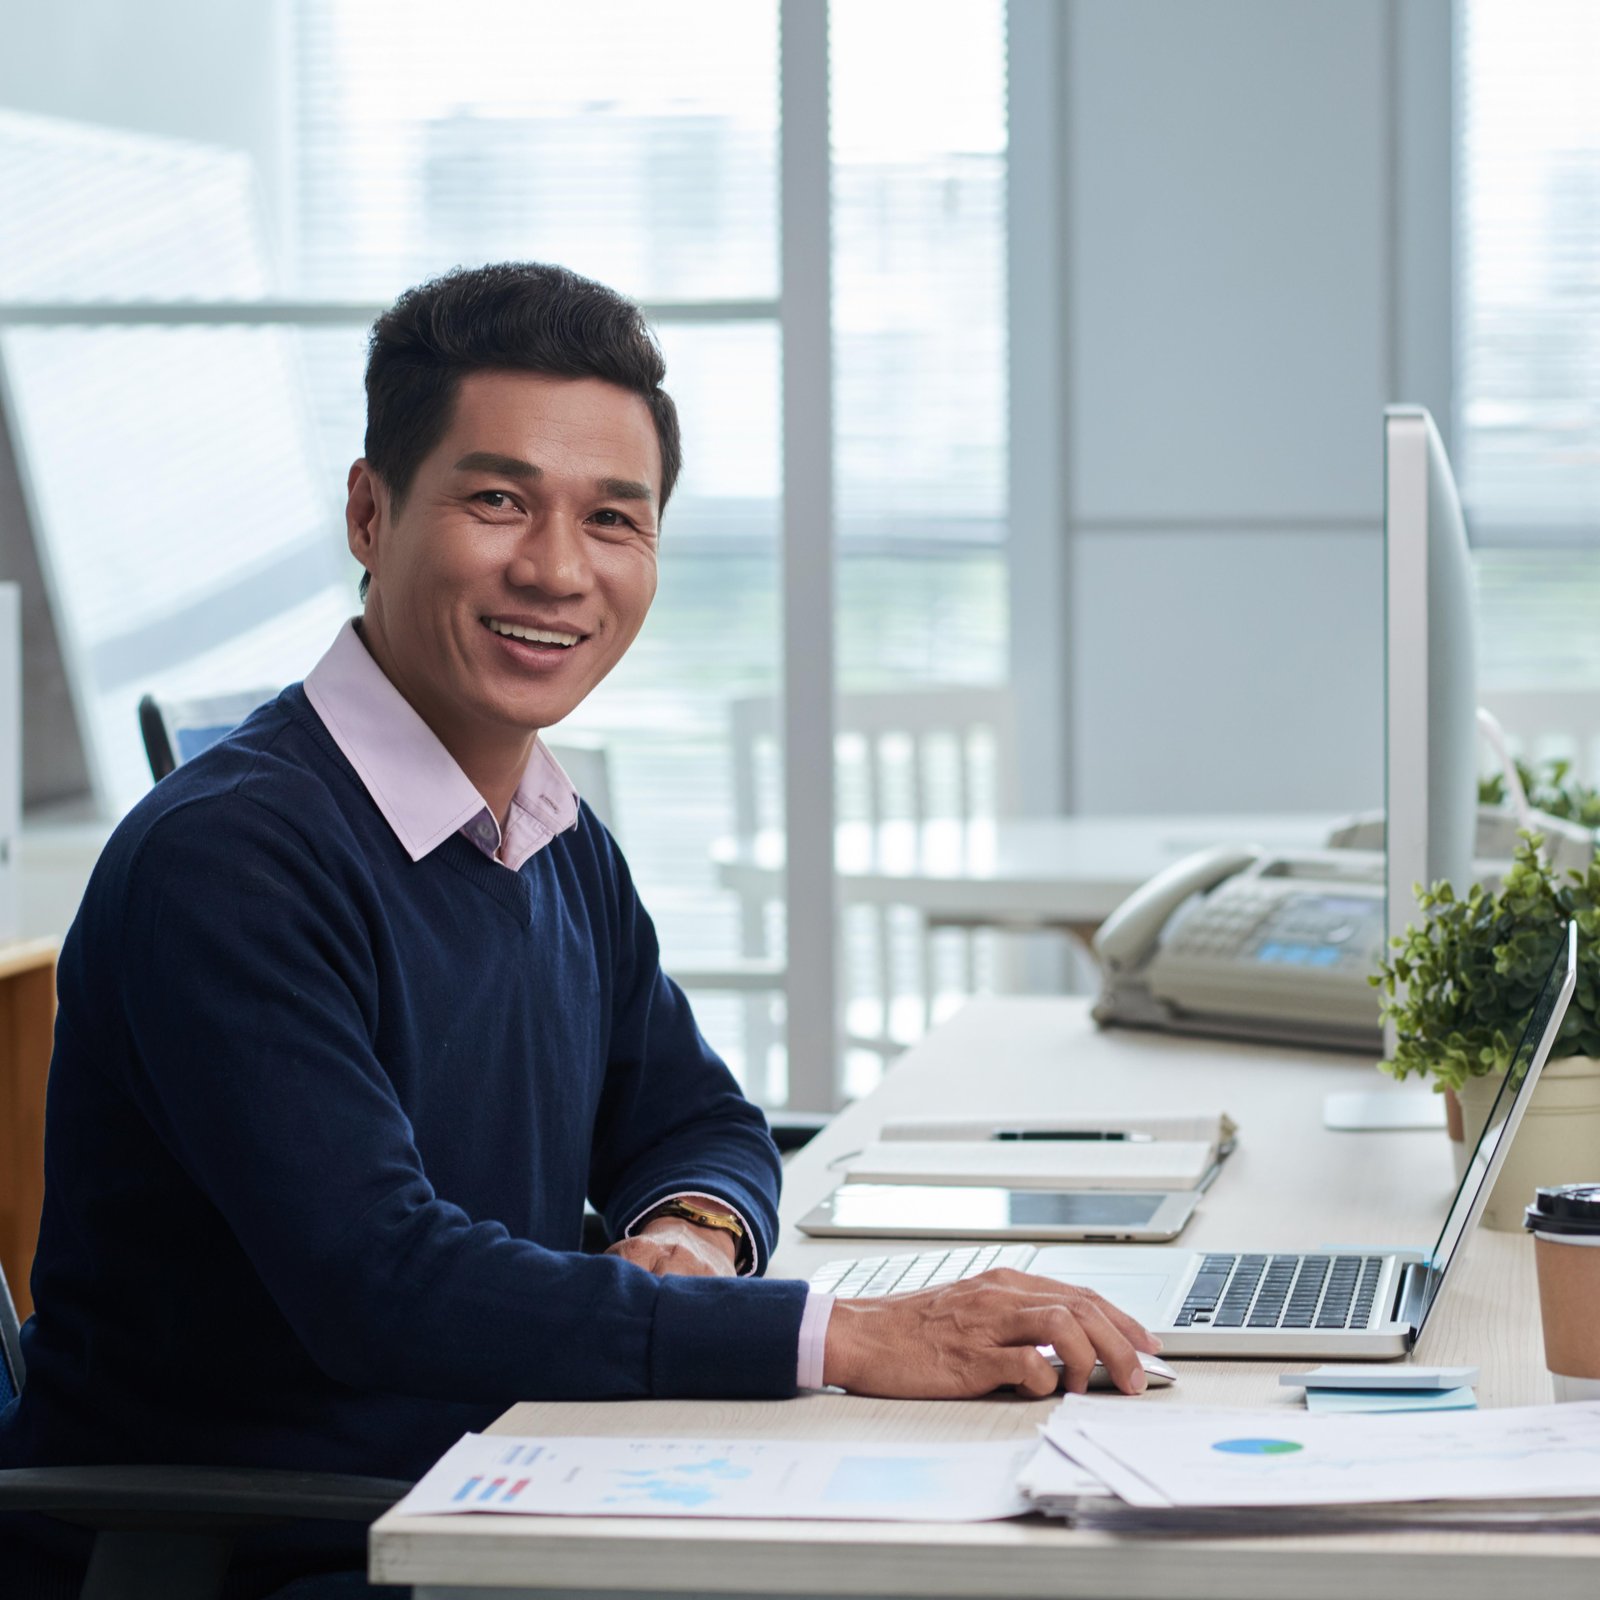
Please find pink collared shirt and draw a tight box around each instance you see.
[302,621,833,1389]
[303,619,579,872]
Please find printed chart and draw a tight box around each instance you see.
[396,1433,1032,1522]
[1058,1400,1600,1508]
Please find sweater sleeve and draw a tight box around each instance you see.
[113,795,806,1403]
[583,827,789,1280]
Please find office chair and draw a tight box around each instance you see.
[137,689,279,782]
[0,1256,410,1600]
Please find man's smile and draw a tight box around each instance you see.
[482,616,587,649]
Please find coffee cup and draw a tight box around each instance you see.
[1524,1184,1600,1401]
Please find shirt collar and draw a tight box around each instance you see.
[302,619,579,871]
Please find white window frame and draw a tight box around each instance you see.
[0,0,846,1109]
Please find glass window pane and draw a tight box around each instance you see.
[1459,0,1600,535]
[831,0,1008,569]
[1,322,353,812]
[829,1,1010,1092]
[0,114,351,816]
[294,0,779,303]
[0,109,272,301]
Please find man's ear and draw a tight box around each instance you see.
[346,460,385,583]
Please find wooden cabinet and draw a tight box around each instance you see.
[0,939,58,1320]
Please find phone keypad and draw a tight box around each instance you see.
[1166,887,1382,971]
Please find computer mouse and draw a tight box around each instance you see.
[1084,1351,1178,1390]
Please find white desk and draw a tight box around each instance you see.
[712,812,1341,927]
[371,1001,1594,1599]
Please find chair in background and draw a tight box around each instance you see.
[0,1253,409,1600]
[1477,689,1600,784]
[137,689,278,781]
[726,686,1021,1078]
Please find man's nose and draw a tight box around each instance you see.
[507,513,593,596]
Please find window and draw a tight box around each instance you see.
[0,0,1009,1102]
[1460,0,1600,687]
[1458,0,1600,540]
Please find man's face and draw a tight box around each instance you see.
[349,370,661,744]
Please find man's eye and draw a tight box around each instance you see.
[475,490,515,510]
[591,509,632,528]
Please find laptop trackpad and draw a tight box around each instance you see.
[1027,1246,1185,1326]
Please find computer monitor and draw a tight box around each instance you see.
[1383,406,1479,1027]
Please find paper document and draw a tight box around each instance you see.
[837,1139,1219,1191]
[394,1434,1033,1522]
[1048,1397,1600,1508]
[1014,1439,1112,1519]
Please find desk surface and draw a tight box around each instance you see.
[712,812,1340,922]
[371,1001,1594,1599]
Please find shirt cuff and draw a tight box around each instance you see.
[623,1191,761,1276]
[795,1290,835,1390]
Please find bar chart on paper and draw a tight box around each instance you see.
[447,1442,545,1507]
[395,1434,1032,1521]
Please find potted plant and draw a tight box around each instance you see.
[1376,832,1600,1230]
[1479,756,1600,828]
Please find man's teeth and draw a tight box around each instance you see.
[486,620,579,647]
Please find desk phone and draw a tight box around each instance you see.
[1092,846,1385,1053]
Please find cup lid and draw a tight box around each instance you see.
[1524,1184,1600,1234]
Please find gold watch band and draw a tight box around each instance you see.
[642,1198,751,1270]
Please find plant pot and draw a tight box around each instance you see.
[1455,1056,1600,1231]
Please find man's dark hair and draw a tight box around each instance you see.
[358,261,682,598]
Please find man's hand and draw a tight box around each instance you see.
[821,1268,1161,1398]
[604,1215,739,1278]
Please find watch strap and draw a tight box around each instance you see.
[640,1197,752,1271]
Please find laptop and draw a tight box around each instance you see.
[810,920,1576,1359]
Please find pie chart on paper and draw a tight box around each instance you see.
[1210,1438,1305,1457]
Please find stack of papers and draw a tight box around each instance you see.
[844,1112,1239,1193]
[837,1138,1220,1191]
[1020,1395,1600,1534]
[876,1113,1236,1146]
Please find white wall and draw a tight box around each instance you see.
[1009,0,1453,816]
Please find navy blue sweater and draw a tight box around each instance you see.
[0,687,806,1485]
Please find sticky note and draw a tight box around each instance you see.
[1303,1385,1477,1414]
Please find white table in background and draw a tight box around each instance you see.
[712,812,1342,929]
[371,998,1595,1600]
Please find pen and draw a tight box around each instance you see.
[992,1130,1154,1142]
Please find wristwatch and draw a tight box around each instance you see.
[640,1197,752,1272]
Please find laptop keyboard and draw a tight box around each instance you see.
[1176,1253,1383,1330]
[809,1247,1385,1331]
[810,1244,1037,1298]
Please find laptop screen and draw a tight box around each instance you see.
[1412,919,1577,1340]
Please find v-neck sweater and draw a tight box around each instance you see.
[1,685,805,1487]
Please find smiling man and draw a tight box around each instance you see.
[0,264,1155,1598]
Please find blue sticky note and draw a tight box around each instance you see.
[1304,1386,1477,1414]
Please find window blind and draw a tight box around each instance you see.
[1459,0,1600,539]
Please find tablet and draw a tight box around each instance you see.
[796,1182,1199,1243]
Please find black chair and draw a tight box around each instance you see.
[0,1258,410,1600]
[137,690,279,783]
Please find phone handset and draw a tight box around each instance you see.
[1093,845,1260,975]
